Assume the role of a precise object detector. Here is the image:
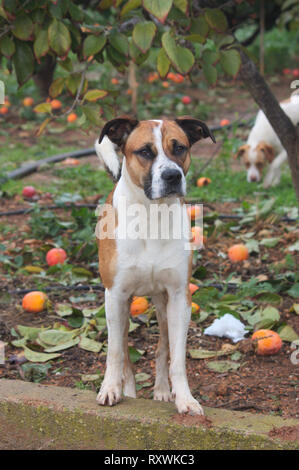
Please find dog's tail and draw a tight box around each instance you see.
[94,136,121,182]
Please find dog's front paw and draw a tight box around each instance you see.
[154,383,173,402]
[175,395,204,415]
[96,382,122,406]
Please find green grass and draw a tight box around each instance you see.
[187,159,297,209]
[0,133,297,210]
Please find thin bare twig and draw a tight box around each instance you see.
[60,63,89,117]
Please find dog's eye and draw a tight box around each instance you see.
[173,141,187,156]
[135,146,154,159]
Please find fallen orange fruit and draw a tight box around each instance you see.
[197,177,211,187]
[22,291,48,313]
[228,244,249,262]
[67,112,78,123]
[191,226,206,246]
[23,97,34,107]
[191,302,200,314]
[130,296,149,316]
[189,283,199,295]
[187,205,201,221]
[0,106,8,115]
[46,248,67,266]
[50,99,62,110]
[252,329,282,356]
[62,157,80,165]
[220,118,230,126]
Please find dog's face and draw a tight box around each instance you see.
[99,117,215,199]
[234,141,275,183]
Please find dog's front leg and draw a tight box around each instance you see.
[167,289,204,415]
[263,150,287,188]
[97,288,130,406]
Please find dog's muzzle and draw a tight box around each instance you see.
[160,168,183,196]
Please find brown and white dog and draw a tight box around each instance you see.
[95,117,215,415]
[234,93,299,187]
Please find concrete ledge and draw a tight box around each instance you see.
[0,379,298,450]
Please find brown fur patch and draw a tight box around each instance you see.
[97,187,118,289]
[256,141,275,163]
[161,120,191,174]
[233,144,250,160]
[124,120,159,188]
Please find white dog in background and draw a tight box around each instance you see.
[234,92,299,187]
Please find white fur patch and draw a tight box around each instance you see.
[151,121,185,199]
[95,135,120,180]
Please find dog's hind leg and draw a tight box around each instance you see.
[122,316,136,398]
[152,293,172,402]
[97,288,129,406]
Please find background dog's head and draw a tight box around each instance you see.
[97,116,215,199]
[234,141,275,183]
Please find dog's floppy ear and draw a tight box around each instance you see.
[99,115,139,147]
[96,116,139,181]
[256,141,275,163]
[233,144,249,159]
[175,117,216,146]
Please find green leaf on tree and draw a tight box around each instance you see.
[162,31,194,74]
[34,29,49,60]
[121,0,142,17]
[132,21,156,54]
[48,18,71,57]
[143,0,173,24]
[49,77,65,98]
[83,89,108,102]
[13,41,34,86]
[205,8,228,32]
[83,35,106,59]
[12,13,34,40]
[157,47,171,78]
[0,35,15,58]
[219,49,241,77]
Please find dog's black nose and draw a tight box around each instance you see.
[161,169,182,184]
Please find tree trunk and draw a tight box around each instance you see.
[33,55,56,98]
[239,50,299,204]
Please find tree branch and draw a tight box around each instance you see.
[238,48,299,204]
[238,49,296,153]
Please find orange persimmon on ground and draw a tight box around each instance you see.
[189,283,199,295]
[187,205,201,220]
[111,78,119,84]
[252,329,282,356]
[0,106,8,115]
[191,302,200,314]
[197,177,211,187]
[62,157,80,165]
[228,244,249,262]
[23,97,34,107]
[220,118,230,126]
[191,226,206,246]
[46,248,67,266]
[67,113,77,123]
[130,296,149,316]
[22,291,48,313]
[50,99,62,110]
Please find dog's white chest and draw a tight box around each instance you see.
[116,237,189,296]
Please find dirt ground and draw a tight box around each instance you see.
[0,197,298,419]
